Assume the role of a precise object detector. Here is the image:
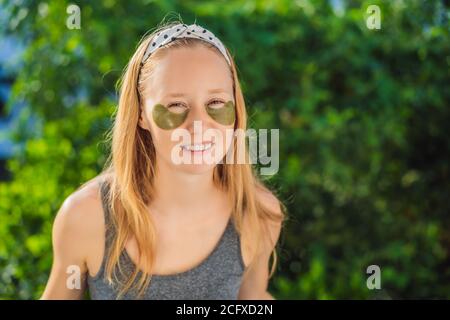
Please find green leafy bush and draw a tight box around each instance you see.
[0,0,448,299]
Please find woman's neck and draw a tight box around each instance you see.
[150,161,224,220]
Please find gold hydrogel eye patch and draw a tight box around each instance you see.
[206,101,235,126]
[152,104,189,130]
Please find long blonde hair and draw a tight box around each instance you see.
[82,21,287,299]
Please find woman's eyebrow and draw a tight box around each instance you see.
[163,88,228,98]
[165,92,186,98]
[207,88,228,94]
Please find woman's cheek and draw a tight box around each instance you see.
[150,127,176,158]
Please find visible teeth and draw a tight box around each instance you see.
[181,143,212,151]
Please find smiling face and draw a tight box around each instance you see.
[138,44,236,175]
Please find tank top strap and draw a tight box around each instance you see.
[98,178,116,250]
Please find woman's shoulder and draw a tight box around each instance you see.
[52,176,106,266]
[254,185,285,253]
[58,176,105,228]
[256,187,281,213]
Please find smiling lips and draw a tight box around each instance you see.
[180,142,214,152]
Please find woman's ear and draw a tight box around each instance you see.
[138,110,150,131]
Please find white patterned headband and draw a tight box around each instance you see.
[141,23,231,66]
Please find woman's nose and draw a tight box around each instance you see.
[185,105,213,131]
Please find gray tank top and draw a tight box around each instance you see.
[87,179,245,300]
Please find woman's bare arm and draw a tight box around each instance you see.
[238,191,283,300]
[41,183,104,300]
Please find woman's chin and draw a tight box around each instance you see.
[172,149,222,172]
[165,145,226,175]
[175,163,217,175]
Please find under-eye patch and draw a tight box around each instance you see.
[206,101,235,126]
[152,104,189,130]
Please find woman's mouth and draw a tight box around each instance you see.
[180,142,214,153]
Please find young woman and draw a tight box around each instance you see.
[41,21,286,300]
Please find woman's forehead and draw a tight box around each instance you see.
[147,46,233,98]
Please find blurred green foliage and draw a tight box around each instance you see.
[0,0,449,299]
